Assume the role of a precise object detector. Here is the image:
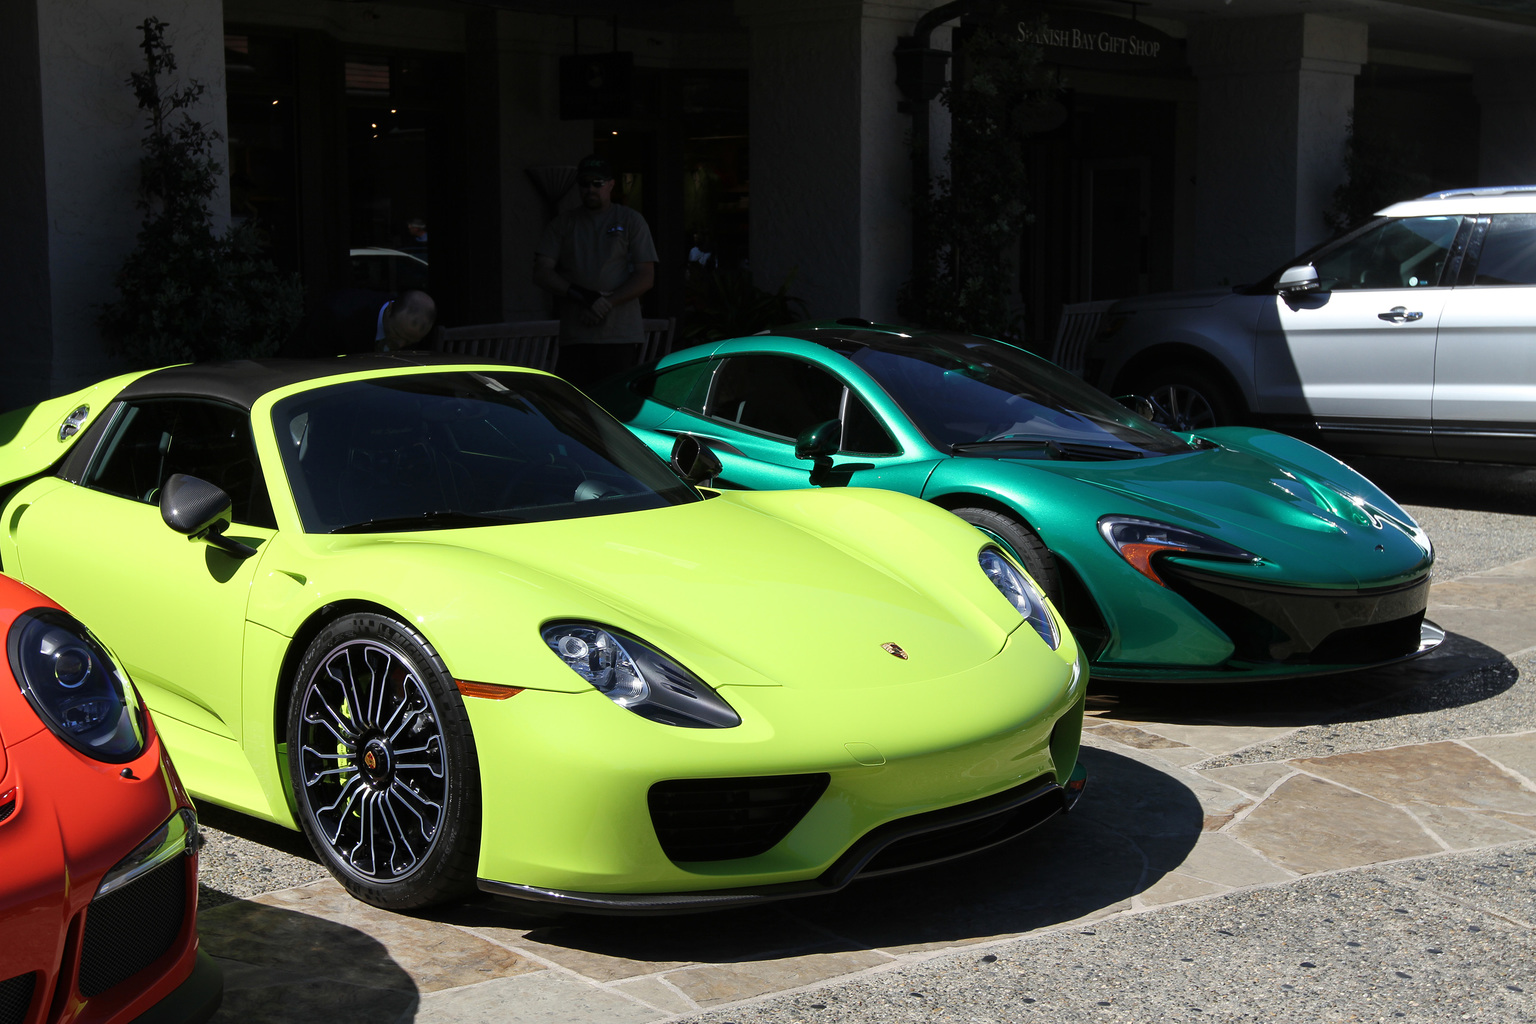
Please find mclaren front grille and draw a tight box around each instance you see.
[78,856,186,997]
[1162,566,1429,666]
[649,774,829,861]
[0,973,35,1024]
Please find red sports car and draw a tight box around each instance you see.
[0,574,220,1024]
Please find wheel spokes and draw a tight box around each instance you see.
[297,638,450,882]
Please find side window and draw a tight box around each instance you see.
[705,355,844,440]
[842,393,900,456]
[636,359,714,413]
[84,399,276,529]
[1473,214,1536,286]
[1314,216,1462,290]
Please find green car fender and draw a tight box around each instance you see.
[918,458,1236,668]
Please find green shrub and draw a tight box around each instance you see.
[99,18,302,366]
[899,6,1058,340]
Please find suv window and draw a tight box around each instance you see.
[1314,216,1462,290]
[706,355,843,439]
[1473,214,1536,286]
[85,399,276,528]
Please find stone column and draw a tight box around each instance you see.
[1188,15,1366,286]
[0,0,228,410]
[736,0,933,322]
[1475,64,1536,186]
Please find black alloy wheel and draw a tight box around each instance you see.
[1134,365,1238,432]
[287,612,480,909]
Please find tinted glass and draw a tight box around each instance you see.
[845,334,1191,458]
[842,392,899,455]
[1474,214,1536,286]
[85,399,276,528]
[1313,216,1461,290]
[272,371,698,533]
[706,355,844,440]
[640,359,714,412]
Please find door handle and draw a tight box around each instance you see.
[1378,306,1423,323]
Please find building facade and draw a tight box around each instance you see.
[3,0,1533,410]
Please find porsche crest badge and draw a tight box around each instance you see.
[881,642,909,660]
[364,750,378,770]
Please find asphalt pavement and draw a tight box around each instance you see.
[194,456,1536,1023]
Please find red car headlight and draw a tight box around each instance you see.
[6,608,147,763]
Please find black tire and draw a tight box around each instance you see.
[951,507,1061,603]
[1129,364,1240,431]
[286,612,480,910]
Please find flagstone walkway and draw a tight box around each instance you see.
[199,556,1536,1024]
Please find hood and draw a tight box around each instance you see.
[317,488,1042,693]
[1109,287,1237,313]
[993,444,1432,588]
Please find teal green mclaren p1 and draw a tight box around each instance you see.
[592,321,1441,683]
[0,356,1084,912]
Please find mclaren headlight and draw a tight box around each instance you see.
[979,548,1060,650]
[541,623,741,728]
[7,609,146,762]
[1098,515,1260,586]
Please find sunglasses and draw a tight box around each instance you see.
[578,178,609,189]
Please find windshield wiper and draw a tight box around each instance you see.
[330,510,525,534]
[951,438,1148,461]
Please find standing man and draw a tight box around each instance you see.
[533,154,658,387]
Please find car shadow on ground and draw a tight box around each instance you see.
[200,902,420,1022]
[1345,456,1536,514]
[436,745,1197,962]
[1089,628,1516,731]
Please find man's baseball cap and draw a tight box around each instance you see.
[576,154,614,181]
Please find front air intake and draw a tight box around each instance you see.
[78,856,186,996]
[649,774,829,861]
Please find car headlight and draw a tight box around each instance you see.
[978,548,1060,650]
[541,623,741,728]
[6,609,146,762]
[1098,515,1259,586]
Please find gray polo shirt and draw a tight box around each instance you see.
[536,203,658,345]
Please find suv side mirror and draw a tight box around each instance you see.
[1276,263,1321,295]
[159,473,257,559]
[669,434,723,487]
[1117,395,1159,422]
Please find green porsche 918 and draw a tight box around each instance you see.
[592,321,1441,683]
[0,357,1084,912]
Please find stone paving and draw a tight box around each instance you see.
[198,555,1536,1023]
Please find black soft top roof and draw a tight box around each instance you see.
[115,353,517,411]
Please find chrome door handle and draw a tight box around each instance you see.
[1378,306,1423,323]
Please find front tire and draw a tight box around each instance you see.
[951,507,1061,603]
[287,612,480,910]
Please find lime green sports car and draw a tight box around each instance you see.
[0,357,1084,912]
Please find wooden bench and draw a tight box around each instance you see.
[433,317,676,372]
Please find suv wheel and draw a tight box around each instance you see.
[1135,366,1238,430]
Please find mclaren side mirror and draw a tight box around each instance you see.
[159,474,257,559]
[669,434,723,487]
[794,419,841,462]
[1276,263,1321,295]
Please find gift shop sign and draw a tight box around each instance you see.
[989,9,1184,73]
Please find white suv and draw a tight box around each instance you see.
[1086,186,1536,464]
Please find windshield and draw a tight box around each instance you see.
[272,371,699,533]
[844,334,1193,458]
